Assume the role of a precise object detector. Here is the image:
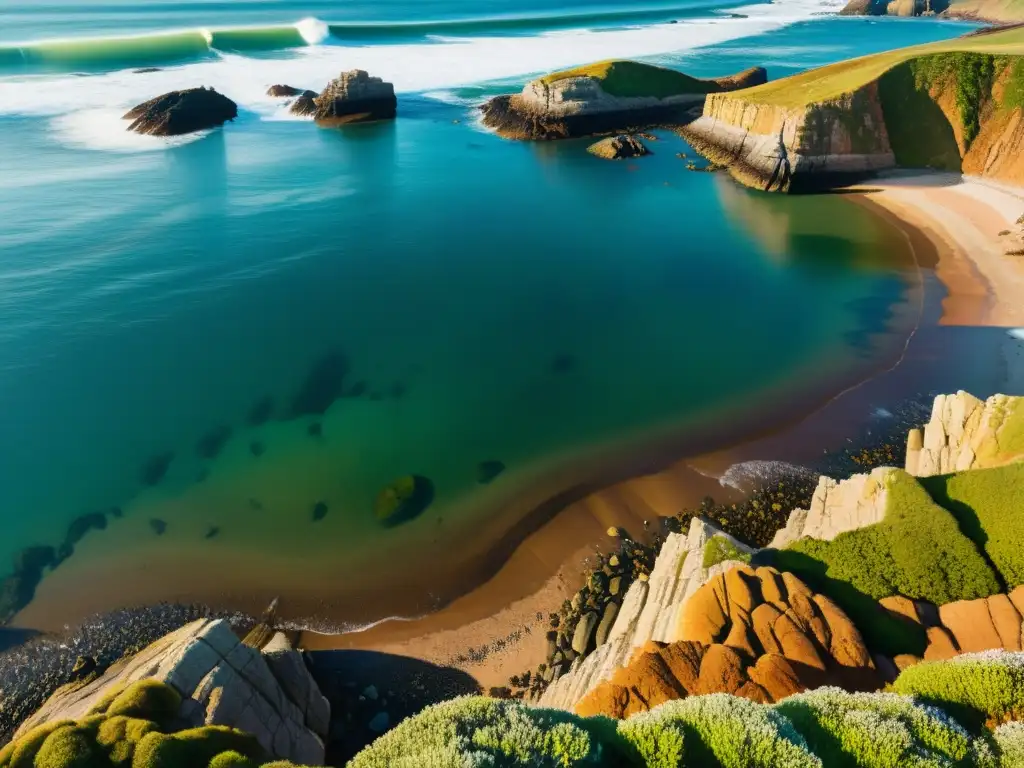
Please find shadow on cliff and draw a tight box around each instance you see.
[306,649,480,765]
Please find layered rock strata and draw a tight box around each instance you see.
[314,70,397,124]
[575,566,877,718]
[14,619,328,765]
[538,518,754,711]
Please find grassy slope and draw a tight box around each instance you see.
[734,26,1024,107]
[539,60,716,98]
[947,0,1024,21]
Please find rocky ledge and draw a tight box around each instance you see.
[314,70,397,125]
[480,60,766,140]
[124,87,238,136]
[587,134,650,159]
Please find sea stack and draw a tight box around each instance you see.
[124,87,237,136]
[289,90,320,116]
[314,70,397,125]
[480,60,766,140]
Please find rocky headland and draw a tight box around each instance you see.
[480,60,767,140]
[313,70,397,125]
[840,0,1024,22]
[124,87,238,136]
[679,26,1024,191]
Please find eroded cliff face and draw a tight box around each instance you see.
[680,83,895,192]
[685,54,1024,192]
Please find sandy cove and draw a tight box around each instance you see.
[301,171,1024,692]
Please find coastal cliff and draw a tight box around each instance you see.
[841,0,1024,23]
[480,60,766,140]
[680,27,1024,191]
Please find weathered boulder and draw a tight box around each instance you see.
[587,135,650,159]
[124,87,238,136]
[290,90,320,117]
[573,567,878,718]
[267,84,303,97]
[905,392,1024,476]
[374,475,434,525]
[314,70,397,124]
[13,620,328,764]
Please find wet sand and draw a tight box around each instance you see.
[299,173,1024,690]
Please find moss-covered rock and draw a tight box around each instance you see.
[373,475,434,525]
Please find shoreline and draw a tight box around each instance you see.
[298,172,1024,690]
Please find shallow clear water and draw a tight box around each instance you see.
[0,4,980,627]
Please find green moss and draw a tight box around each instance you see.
[373,475,434,524]
[702,536,751,569]
[892,652,1024,731]
[207,751,256,768]
[878,61,963,170]
[999,401,1024,456]
[33,727,109,768]
[104,682,180,725]
[763,469,998,656]
[8,721,75,768]
[920,463,1024,589]
[131,727,264,768]
[539,60,714,98]
[910,52,1001,147]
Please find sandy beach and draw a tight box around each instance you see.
[298,171,1024,691]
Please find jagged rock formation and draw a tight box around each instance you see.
[314,70,397,124]
[769,467,891,549]
[289,90,320,117]
[906,391,1024,476]
[14,619,328,764]
[480,61,766,140]
[538,518,754,711]
[679,30,1024,191]
[574,566,877,718]
[587,135,650,159]
[124,87,238,136]
[267,84,303,97]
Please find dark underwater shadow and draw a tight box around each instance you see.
[307,649,480,764]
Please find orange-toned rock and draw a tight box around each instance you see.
[751,603,785,656]
[756,566,788,611]
[658,640,705,693]
[678,577,729,646]
[987,594,1023,651]
[1009,585,1024,618]
[939,598,1003,653]
[735,680,772,703]
[879,595,921,625]
[695,644,747,696]
[923,626,961,661]
[775,611,827,671]
[575,683,631,719]
[893,654,922,671]
[814,594,873,668]
[746,654,804,701]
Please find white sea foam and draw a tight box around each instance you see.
[296,17,331,45]
[0,0,844,152]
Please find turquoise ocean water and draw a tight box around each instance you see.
[0,0,980,629]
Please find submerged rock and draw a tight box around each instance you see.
[205,526,221,540]
[197,425,232,459]
[267,84,303,97]
[374,475,434,525]
[307,422,323,438]
[248,395,275,426]
[289,90,320,117]
[250,440,266,457]
[314,70,397,125]
[140,451,174,486]
[476,460,506,484]
[290,351,350,417]
[149,519,168,536]
[312,502,329,522]
[587,135,650,160]
[0,546,56,624]
[123,87,237,136]
[549,352,576,373]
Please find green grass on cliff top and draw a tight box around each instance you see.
[948,0,1024,23]
[539,60,715,98]
[737,25,1024,107]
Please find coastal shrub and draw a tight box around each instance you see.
[878,61,963,171]
[910,53,1001,147]
[702,536,751,569]
[638,694,821,768]
[348,696,622,767]
[892,651,1024,730]
[538,60,714,98]
[32,726,107,768]
[994,721,1024,767]
[774,687,988,768]
[767,470,998,655]
[617,714,686,768]
[104,680,181,724]
[920,463,1024,588]
[132,726,265,768]
[208,752,256,768]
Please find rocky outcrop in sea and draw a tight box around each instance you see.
[587,135,650,160]
[314,70,397,125]
[123,87,238,136]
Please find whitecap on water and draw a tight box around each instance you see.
[49,108,212,152]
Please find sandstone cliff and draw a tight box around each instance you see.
[680,32,1024,191]
[15,619,329,765]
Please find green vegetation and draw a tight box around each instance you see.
[735,26,1024,107]
[878,62,962,170]
[910,53,999,146]
[764,470,999,655]
[921,463,1024,589]
[775,689,989,768]
[373,475,434,524]
[539,60,715,98]
[892,652,1024,730]
[702,536,752,569]
[995,721,1024,767]
[0,681,305,768]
